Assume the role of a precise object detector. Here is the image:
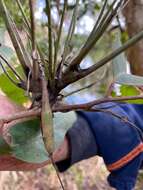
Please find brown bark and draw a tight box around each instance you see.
[123,0,143,75]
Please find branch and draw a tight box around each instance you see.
[0,54,24,83]
[29,0,39,80]
[0,0,30,76]
[64,0,122,74]
[15,0,30,30]
[93,0,108,31]
[64,81,97,98]
[1,95,143,122]
[0,108,41,124]
[61,0,79,70]
[64,68,107,97]
[54,0,67,76]
[0,60,22,88]
[45,0,53,81]
[53,95,143,112]
[59,29,143,89]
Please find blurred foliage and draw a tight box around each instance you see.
[0,0,29,28]
[112,85,143,104]
[0,67,28,104]
[120,85,143,104]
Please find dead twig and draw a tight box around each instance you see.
[0,108,40,124]
[53,95,143,112]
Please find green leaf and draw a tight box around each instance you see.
[8,112,77,164]
[0,67,28,104]
[10,118,49,163]
[120,85,143,103]
[120,85,139,97]
[117,85,143,104]
[0,136,11,155]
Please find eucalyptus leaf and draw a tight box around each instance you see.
[115,73,143,86]
[112,32,127,78]
[112,31,143,86]
[120,85,143,104]
[10,118,49,163]
[120,85,139,97]
[8,112,76,163]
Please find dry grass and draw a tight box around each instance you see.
[0,157,142,190]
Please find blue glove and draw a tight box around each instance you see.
[56,102,143,190]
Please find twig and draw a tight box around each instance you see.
[0,54,24,83]
[0,108,40,124]
[45,0,53,81]
[9,14,32,70]
[52,95,143,112]
[64,0,120,73]
[0,0,30,75]
[64,81,97,98]
[59,29,143,89]
[61,0,79,66]
[15,0,30,30]
[0,95,143,124]
[0,60,21,88]
[64,67,107,97]
[50,156,65,190]
[83,0,109,49]
[71,0,131,73]
[29,0,39,80]
[54,0,67,76]
[93,0,108,31]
